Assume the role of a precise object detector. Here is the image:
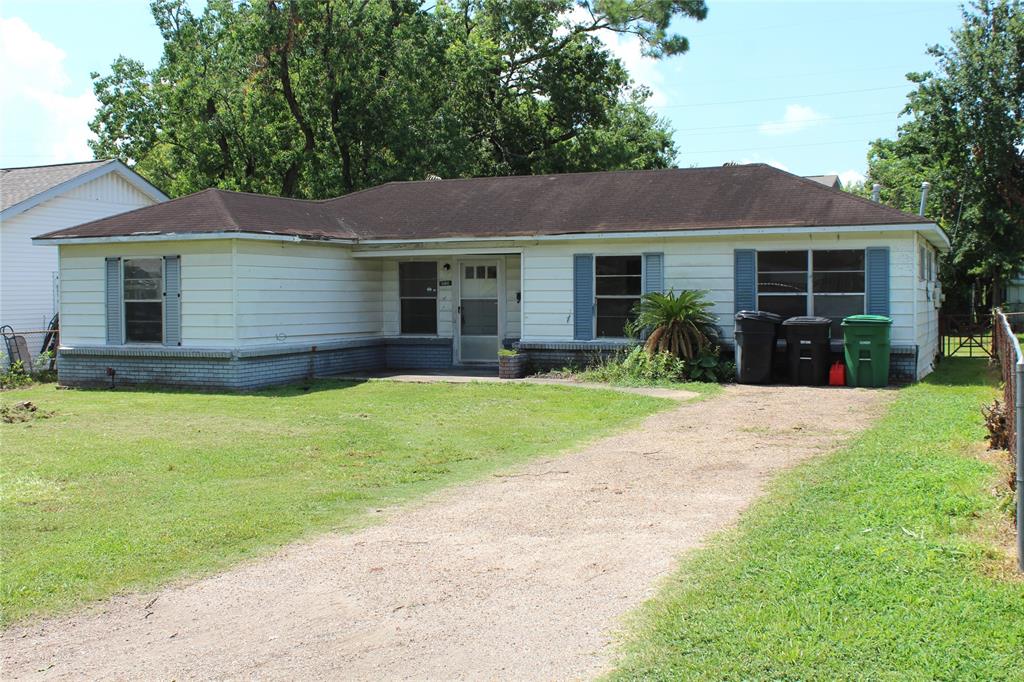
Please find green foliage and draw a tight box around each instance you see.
[89,0,707,198]
[578,345,732,386]
[861,0,1024,308]
[0,361,32,390]
[625,290,721,360]
[0,379,670,622]
[497,348,519,357]
[610,359,1023,680]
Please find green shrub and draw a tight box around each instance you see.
[1,361,33,390]
[574,346,732,386]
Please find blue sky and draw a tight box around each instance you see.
[1,0,964,185]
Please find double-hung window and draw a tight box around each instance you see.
[595,255,642,338]
[123,258,163,343]
[757,249,865,336]
[399,261,438,334]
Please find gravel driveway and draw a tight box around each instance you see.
[2,383,889,681]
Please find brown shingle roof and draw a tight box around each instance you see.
[1,160,113,212]
[35,164,929,242]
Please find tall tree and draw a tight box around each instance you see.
[89,0,706,199]
[861,0,1024,309]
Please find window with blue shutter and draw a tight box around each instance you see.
[573,254,594,340]
[865,247,890,316]
[643,252,664,294]
[734,249,757,313]
[105,257,123,344]
[163,255,182,346]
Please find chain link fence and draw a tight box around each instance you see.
[0,327,59,376]
[993,309,1024,571]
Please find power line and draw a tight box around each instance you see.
[651,84,911,109]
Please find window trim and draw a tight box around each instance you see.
[593,254,644,339]
[756,249,866,319]
[398,260,439,336]
[122,256,164,345]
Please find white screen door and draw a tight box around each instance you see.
[459,260,500,363]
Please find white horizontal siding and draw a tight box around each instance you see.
[520,232,921,346]
[1,172,158,331]
[234,240,381,345]
[57,240,235,347]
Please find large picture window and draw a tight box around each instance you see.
[757,249,865,336]
[399,261,437,334]
[123,258,163,343]
[595,255,642,338]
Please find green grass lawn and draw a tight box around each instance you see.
[1,379,671,624]
[609,358,1022,681]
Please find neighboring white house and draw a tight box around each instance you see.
[0,160,167,332]
[1007,271,1024,312]
[33,164,949,389]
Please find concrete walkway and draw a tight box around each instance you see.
[2,384,890,681]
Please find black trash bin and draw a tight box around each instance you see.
[734,310,783,384]
[781,316,832,386]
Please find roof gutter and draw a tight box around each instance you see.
[33,222,950,252]
[32,231,358,246]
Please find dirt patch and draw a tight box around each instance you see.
[0,401,53,424]
[1,384,890,681]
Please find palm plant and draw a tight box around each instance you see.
[625,290,720,360]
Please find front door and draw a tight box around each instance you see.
[458,260,500,363]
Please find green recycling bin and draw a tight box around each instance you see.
[842,315,893,387]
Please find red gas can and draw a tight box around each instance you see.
[829,361,846,386]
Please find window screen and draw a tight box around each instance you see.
[123,258,163,343]
[756,250,865,336]
[595,255,641,337]
[757,250,808,318]
[399,261,437,334]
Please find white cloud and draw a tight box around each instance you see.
[560,6,668,107]
[829,168,867,187]
[758,104,825,136]
[0,16,98,164]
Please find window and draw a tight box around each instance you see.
[757,250,808,319]
[464,265,497,280]
[399,261,437,334]
[123,258,163,343]
[757,249,865,336]
[813,250,865,337]
[595,255,641,337]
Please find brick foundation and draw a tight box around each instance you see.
[58,337,453,391]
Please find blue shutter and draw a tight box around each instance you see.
[105,257,122,344]
[573,254,594,340]
[643,252,664,294]
[734,249,757,313]
[163,255,182,346]
[865,247,890,316]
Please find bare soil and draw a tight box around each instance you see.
[2,384,890,681]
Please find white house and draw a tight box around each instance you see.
[0,160,167,332]
[33,164,948,389]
